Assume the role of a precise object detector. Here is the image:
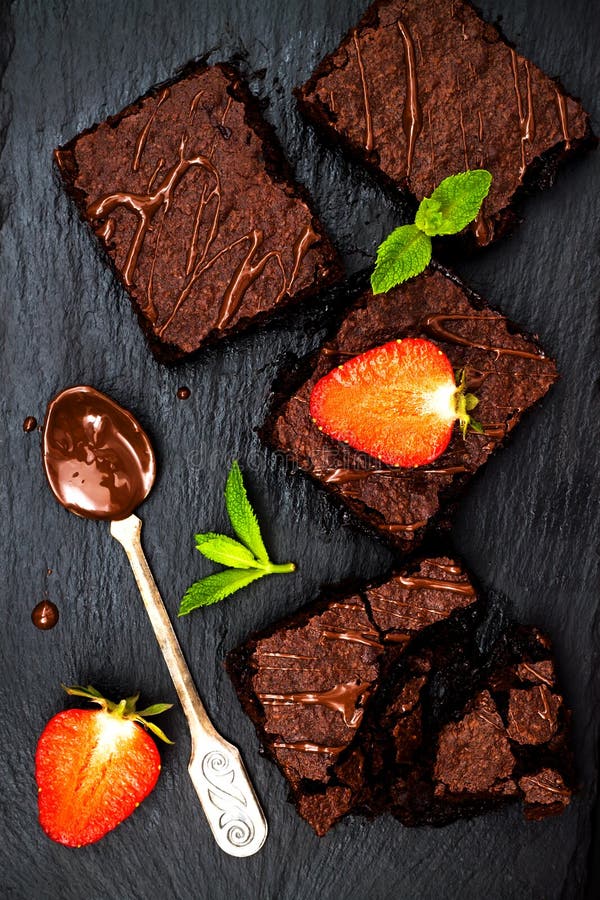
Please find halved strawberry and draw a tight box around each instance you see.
[309,337,482,468]
[35,685,172,847]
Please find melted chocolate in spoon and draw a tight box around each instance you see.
[42,386,155,521]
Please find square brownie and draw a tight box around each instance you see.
[296,0,595,247]
[226,557,573,836]
[55,63,342,360]
[262,267,557,551]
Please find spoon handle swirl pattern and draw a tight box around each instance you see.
[110,514,268,857]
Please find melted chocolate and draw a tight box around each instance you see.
[398,574,475,596]
[42,386,155,521]
[473,209,493,245]
[321,628,382,649]
[353,30,374,152]
[510,49,536,178]
[397,19,422,178]
[518,662,553,687]
[554,88,571,149]
[23,416,37,433]
[87,86,321,338]
[423,313,545,360]
[132,88,170,172]
[315,464,467,485]
[88,147,221,300]
[381,521,428,534]
[257,651,316,661]
[31,599,59,630]
[459,105,469,169]
[177,386,191,400]
[257,680,370,728]
[272,740,346,755]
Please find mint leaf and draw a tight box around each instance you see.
[371,225,432,294]
[195,533,263,569]
[224,461,269,562]
[194,532,224,545]
[182,462,295,613]
[415,170,492,237]
[179,569,265,615]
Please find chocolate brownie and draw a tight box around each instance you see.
[226,557,573,835]
[296,0,595,248]
[55,63,342,360]
[262,267,557,551]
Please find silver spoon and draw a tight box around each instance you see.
[42,384,267,856]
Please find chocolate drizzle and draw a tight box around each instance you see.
[96,218,115,243]
[380,521,428,534]
[459,105,469,169]
[314,465,467,485]
[423,313,544,360]
[474,209,493,245]
[321,628,382,649]
[397,574,475,596]
[87,85,321,336]
[272,740,346,755]
[519,662,553,687]
[88,139,221,304]
[352,30,374,152]
[554,88,571,149]
[510,49,536,177]
[257,680,370,727]
[257,651,316,661]
[132,88,170,172]
[42,385,155,521]
[397,19,422,178]
[477,110,484,143]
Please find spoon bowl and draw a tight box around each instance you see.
[43,385,155,520]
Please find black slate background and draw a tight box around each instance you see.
[1,1,599,898]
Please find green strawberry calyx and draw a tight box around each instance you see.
[62,684,174,744]
[453,370,485,439]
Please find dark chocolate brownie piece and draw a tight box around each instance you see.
[296,0,595,247]
[227,556,573,835]
[262,267,557,551]
[423,624,573,825]
[55,63,342,360]
[227,588,383,835]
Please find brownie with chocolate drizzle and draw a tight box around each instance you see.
[261,266,557,552]
[226,557,573,836]
[295,0,595,248]
[55,62,342,360]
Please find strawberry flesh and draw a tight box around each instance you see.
[35,708,161,847]
[310,338,458,468]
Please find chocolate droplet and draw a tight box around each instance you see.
[177,386,191,400]
[31,600,59,630]
[23,416,37,433]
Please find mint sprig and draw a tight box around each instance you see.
[178,461,295,615]
[372,225,432,295]
[371,170,492,294]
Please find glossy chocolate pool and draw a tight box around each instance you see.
[42,385,155,520]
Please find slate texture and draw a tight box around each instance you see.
[0,1,598,899]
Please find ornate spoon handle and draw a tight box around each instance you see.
[110,514,268,857]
